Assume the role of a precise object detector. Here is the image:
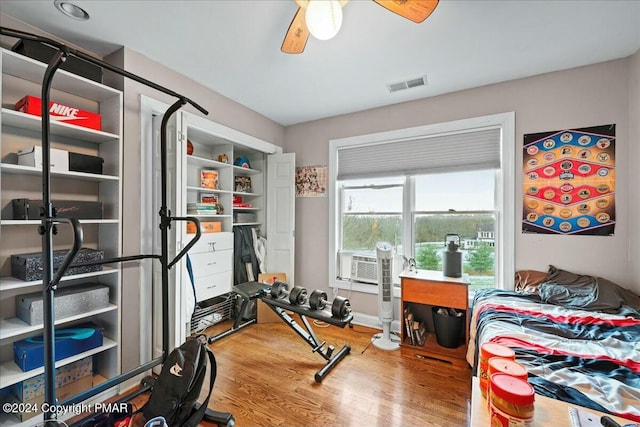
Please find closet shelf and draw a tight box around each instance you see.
[0,304,118,340]
[0,267,118,292]
[0,163,119,182]
[187,155,231,169]
[1,108,120,143]
[0,338,117,389]
[186,186,232,194]
[233,165,261,176]
[1,219,119,226]
[2,48,120,101]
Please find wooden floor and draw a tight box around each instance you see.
[194,320,472,427]
[102,319,471,426]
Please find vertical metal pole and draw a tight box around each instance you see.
[159,98,186,357]
[41,48,67,421]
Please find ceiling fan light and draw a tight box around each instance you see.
[305,0,343,41]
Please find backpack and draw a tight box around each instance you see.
[142,335,216,427]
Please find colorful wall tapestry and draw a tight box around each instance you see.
[295,165,327,197]
[522,124,615,235]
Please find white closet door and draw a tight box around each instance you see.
[266,153,296,285]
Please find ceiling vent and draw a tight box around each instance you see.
[386,75,428,93]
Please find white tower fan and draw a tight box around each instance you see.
[372,242,399,350]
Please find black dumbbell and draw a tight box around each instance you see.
[270,280,308,305]
[308,289,352,319]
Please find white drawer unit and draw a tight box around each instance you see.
[187,231,233,254]
[185,231,233,302]
[188,250,233,278]
[193,270,233,302]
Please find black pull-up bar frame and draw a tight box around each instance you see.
[0,26,212,423]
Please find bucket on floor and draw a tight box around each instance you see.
[432,306,465,349]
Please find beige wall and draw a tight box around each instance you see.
[629,49,640,288]
[285,57,637,316]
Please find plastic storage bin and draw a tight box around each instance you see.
[432,306,465,348]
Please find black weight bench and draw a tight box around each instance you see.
[260,293,353,383]
[206,281,353,383]
[207,281,271,344]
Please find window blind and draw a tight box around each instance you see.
[337,128,501,180]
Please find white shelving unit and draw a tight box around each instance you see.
[157,111,296,345]
[176,113,269,309]
[0,47,123,425]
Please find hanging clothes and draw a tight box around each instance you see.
[233,225,259,285]
[252,227,267,274]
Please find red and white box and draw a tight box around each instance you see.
[15,95,102,131]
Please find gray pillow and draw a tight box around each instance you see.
[538,265,640,315]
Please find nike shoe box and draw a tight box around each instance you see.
[13,322,104,372]
[15,95,102,131]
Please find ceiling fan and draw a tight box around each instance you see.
[281,0,439,54]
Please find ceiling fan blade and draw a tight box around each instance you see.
[373,0,439,23]
[281,7,310,54]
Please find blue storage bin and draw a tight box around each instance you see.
[13,322,104,372]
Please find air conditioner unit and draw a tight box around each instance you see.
[351,254,378,284]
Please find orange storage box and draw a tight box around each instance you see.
[186,221,221,234]
[15,95,102,131]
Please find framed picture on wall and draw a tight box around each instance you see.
[522,124,615,235]
[296,165,327,197]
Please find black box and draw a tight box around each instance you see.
[68,152,104,175]
[11,248,104,282]
[12,39,103,83]
[12,199,103,220]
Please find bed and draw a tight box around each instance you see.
[466,266,640,422]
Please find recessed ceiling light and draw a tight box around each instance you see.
[54,0,90,20]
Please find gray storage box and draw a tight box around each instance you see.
[234,212,256,223]
[16,284,109,325]
[11,248,104,282]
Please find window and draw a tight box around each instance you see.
[328,113,515,294]
[341,177,404,253]
[414,170,496,292]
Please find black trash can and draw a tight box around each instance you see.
[432,307,465,348]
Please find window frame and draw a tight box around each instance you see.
[328,113,515,295]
